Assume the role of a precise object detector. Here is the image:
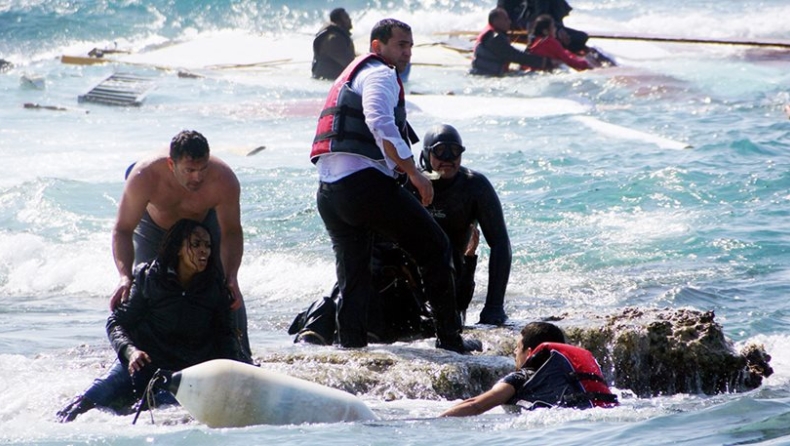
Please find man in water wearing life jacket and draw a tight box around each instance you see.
[440,321,618,416]
[470,7,551,76]
[110,130,252,362]
[310,18,480,353]
[311,8,356,80]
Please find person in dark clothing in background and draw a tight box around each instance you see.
[57,219,250,422]
[471,7,551,76]
[311,8,356,80]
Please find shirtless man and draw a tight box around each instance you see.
[110,130,251,359]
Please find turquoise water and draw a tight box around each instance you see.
[2,0,790,444]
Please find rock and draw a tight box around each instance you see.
[256,307,771,401]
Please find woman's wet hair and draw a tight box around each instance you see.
[170,130,209,161]
[530,14,556,37]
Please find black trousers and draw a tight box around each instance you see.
[316,168,462,347]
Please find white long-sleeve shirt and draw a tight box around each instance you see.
[316,58,413,183]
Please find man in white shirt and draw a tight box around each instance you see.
[309,18,480,353]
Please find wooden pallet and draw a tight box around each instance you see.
[78,73,156,106]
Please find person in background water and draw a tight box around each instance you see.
[310,18,480,353]
[57,219,251,422]
[521,0,588,53]
[311,8,356,80]
[470,7,551,76]
[440,321,618,417]
[290,124,512,344]
[528,14,598,71]
[110,130,252,362]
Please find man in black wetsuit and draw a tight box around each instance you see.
[417,124,512,326]
[290,124,512,344]
[470,7,550,76]
[311,8,356,80]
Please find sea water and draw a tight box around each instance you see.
[1,0,790,444]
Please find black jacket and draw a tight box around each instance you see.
[471,29,548,76]
[107,260,243,371]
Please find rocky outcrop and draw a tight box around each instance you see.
[257,307,772,401]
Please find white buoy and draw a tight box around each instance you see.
[165,359,377,428]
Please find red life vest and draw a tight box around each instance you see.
[310,53,412,164]
[527,342,618,408]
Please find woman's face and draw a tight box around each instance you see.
[178,226,211,275]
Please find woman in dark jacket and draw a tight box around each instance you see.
[57,219,249,422]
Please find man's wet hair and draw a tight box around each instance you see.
[370,18,411,44]
[520,321,567,351]
[170,130,209,161]
[329,8,347,23]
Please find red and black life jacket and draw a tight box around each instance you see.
[310,54,415,164]
[471,25,510,76]
[518,342,618,409]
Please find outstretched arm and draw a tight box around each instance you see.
[440,382,515,417]
[476,178,512,325]
[110,167,151,310]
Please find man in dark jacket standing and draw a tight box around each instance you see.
[311,8,356,80]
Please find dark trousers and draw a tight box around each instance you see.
[82,360,176,412]
[316,168,462,347]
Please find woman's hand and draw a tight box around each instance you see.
[127,349,152,375]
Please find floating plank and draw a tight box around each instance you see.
[78,73,156,106]
[587,32,790,49]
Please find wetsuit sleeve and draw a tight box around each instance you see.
[106,267,150,361]
[476,176,512,316]
[486,32,548,70]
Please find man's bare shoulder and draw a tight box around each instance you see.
[126,155,170,184]
[208,155,240,185]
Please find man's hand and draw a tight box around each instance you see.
[226,277,244,311]
[127,349,151,374]
[110,276,133,310]
[409,171,434,206]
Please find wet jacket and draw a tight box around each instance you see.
[471,25,549,76]
[502,342,618,409]
[107,260,243,372]
[311,24,355,80]
[311,54,412,163]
